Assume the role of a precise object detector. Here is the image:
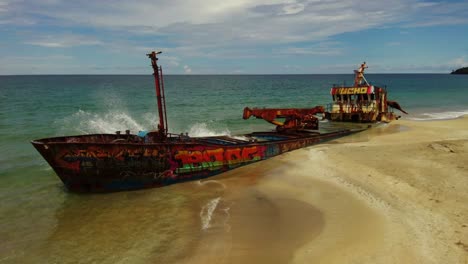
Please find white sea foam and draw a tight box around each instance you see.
[200,197,221,230]
[407,110,468,121]
[188,122,231,137]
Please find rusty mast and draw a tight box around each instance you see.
[147,51,168,140]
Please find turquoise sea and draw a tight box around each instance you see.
[1,73,468,263]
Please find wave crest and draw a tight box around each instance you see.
[407,110,468,121]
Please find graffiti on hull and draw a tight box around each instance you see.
[173,146,265,173]
[56,145,267,179]
[59,146,173,179]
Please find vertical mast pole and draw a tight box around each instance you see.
[159,66,168,134]
[147,51,166,138]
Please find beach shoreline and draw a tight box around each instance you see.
[292,116,468,263]
[1,116,467,264]
[185,116,468,263]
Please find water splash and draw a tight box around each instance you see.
[57,110,235,137]
[188,122,231,137]
[57,109,150,134]
[200,197,221,230]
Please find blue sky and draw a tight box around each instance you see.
[1,0,467,74]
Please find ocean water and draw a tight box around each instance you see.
[1,73,467,263]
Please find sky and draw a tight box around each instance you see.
[1,0,468,74]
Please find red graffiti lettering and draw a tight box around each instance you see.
[241,146,258,160]
[225,148,241,161]
[175,150,204,164]
[203,148,224,162]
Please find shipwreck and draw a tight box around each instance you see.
[324,62,407,123]
[32,52,366,193]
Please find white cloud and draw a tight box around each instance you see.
[404,17,468,27]
[413,2,438,8]
[281,3,305,15]
[450,56,468,68]
[0,55,74,74]
[231,69,245,74]
[277,41,343,56]
[10,0,450,49]
[3,1,465,58]
[24,34,103,48]
[403,1,468,27]
[283,64,303,71]
[165,56,180,67]
[0,0,9,12]
[367,57,468,73]
[183,65,192,74]
[6,1,468,40]
[3,0,468,74]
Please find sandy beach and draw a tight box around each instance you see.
[182,116,468,263]
[2,116,466,264]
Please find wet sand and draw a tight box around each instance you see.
[184,116,468,263]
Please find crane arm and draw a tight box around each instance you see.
[243,106,325,131]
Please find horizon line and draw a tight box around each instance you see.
[0,72,456,76]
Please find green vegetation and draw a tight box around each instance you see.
[451,67,468,74]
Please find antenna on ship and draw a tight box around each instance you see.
[354,61,370,86]
[147,51,168,140]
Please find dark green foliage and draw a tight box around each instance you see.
[451,67,468,74]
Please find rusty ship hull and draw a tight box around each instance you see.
[32,130,356,193]
[31,52,367,193]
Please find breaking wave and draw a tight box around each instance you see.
[188,122,231,137]
[406,110,468,121]
[57,110,234,137]
[57,109,155,134]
